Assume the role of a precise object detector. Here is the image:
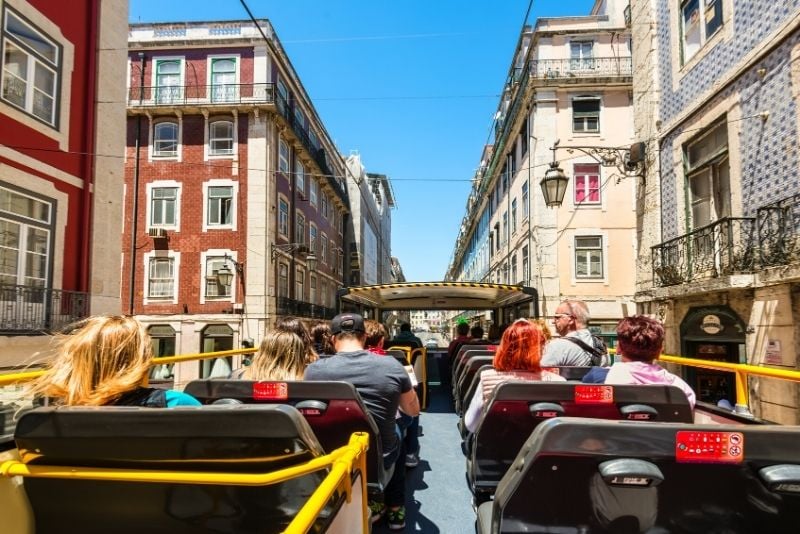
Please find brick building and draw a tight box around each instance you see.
[0,0,127,364]
[124,20,349,383]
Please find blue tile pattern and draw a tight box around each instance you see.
[656,1,800,239]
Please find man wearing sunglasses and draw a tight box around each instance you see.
[541,299,609,367]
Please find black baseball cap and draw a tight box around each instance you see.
[330,313,366,335]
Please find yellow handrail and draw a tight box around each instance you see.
[0,431,369,534]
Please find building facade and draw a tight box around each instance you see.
[0,0,127,363]
[345,153,394,286]
[124,20,349,383]
[447,0,636,344]
[632,0,800,423]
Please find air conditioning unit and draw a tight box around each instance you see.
[148,227,167,238]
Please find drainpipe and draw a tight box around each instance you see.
[128,52,145,315]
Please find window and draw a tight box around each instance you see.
[200,325,233,379]
[570,41,594,70]
[521,180,529,219]
[153,121,178,157]
[210,58,236,102]
[1,8,60,125]
[148,257,174,298]
[205,256,232,298]
[296,267,305,300]
[154,59,182,104]
[522,245,529,282]
[511,254,517,283]
[493,223,500,252]
[295,159,305,197]
[278,139,289,174]
[520,119,528,156]
[575,236,603,279]
[296,212,306,244]
[511,198,517,234]
[309,224,317,253]
[148,325,175,380]
[310,274,317,303]
[278,198,289,237]
[686,120,729,229]
[277,78,289,110]
[207,186,233,226]
[309,178,318,207]
[339,211,345,235]
[209,120,234,156]
[150,187,177,226]
[0,185,52,288]
[321,234,328,264]
[294,106,305,130]
[320,279,327,307]
[681,0,723,64]
[502,211,508,244]
[574,164,601,204]
[321,193,329,219]
[573,97,600,133]
[309,130,319,151]
[278,263,289,298]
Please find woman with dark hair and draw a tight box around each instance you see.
[274,316,318,364]
[605,315,696,407]
[307,320,335,357]
[464,319,565,432]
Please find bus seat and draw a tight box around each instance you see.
[458,364,493,440]
[468,382,694,501]
[549,366,593,381]
[452,350,494,398]
[452,347,495,383]
[184,379,393,491]
[410,347,429,410]
[14,404,336,534]
[386,347,410,365]
[455,356,495,415]
[479,418,800,533]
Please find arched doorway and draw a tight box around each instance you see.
[680,306,746,405]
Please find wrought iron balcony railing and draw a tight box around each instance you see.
[0,285,89,334]
[127,83,275,107]
[529,57,632,81]
[277,296,336,320]
[757,193,800,267]
[652,217,756,287]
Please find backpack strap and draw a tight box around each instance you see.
[562,336,604,367]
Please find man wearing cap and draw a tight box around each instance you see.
[304,312,419,530]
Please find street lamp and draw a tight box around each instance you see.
[216,253,244,289]
[539,140,646,208]
[271,243,318,272]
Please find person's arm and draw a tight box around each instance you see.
[464,387,484,433]
[398,388,420,417]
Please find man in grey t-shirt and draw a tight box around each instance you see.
[541,299,609,367]
[304,312,419,529]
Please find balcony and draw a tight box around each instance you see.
[529,57,632,84]
[127,83,275,111]
[0,285,89,334]
[277,297,336,320]
[652,217,757,287]
[757,193,800,267]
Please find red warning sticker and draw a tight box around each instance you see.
[574,385,614,404]
[675,431,745,463]
[253,381,289,400]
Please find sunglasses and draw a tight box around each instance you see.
[553,313,574,319]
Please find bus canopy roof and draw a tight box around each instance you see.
[337,282,537,311]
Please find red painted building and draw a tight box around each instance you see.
[124,20,349,383]
[0,0,127,361]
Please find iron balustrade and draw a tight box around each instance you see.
[529,57,632,81]
[127,83,275,106]
[756,193,800,267]
[0,285,89,334]
[652,217,756,287]
[277,297,336,320]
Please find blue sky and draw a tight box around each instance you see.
[129,0,596,281]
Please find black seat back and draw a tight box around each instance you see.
[458,364,493,439]
[453,350,494,394]
[470,382,694,498]
[184,379,391,489]
[455,356,495,414]
[15,405,331,534]
[549,366,593,381]
[452,345,496,381]
[489,418,800,533]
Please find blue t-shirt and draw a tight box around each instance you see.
[165,390,202,407]
[304,349,412,454]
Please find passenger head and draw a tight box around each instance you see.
[400,322,412,332]
[493,318,547,372]
[364,319,388,349]
[553,299,590,335]
[330,312,367,352]
[615,315,665,363]
[274,315,318,364]
[470,325,484,340]
[487,324,501,342]
[531,318,552,342]
[456,322,470,337]
[308,320,335,356]
[245,330,307,380]
[28,315,153,406]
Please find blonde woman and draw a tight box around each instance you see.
[243,330,307,381]
[28,315,200,407]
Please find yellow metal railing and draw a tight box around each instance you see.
[0,431,369,534]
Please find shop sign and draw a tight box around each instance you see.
[700,314,724,335]
[765,339,782,365]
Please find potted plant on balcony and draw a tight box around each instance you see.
[654,265,683,286]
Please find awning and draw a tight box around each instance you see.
[337,282,538,311]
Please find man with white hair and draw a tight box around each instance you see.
[541,299,609,367]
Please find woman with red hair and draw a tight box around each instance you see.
[464,318,565,432]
